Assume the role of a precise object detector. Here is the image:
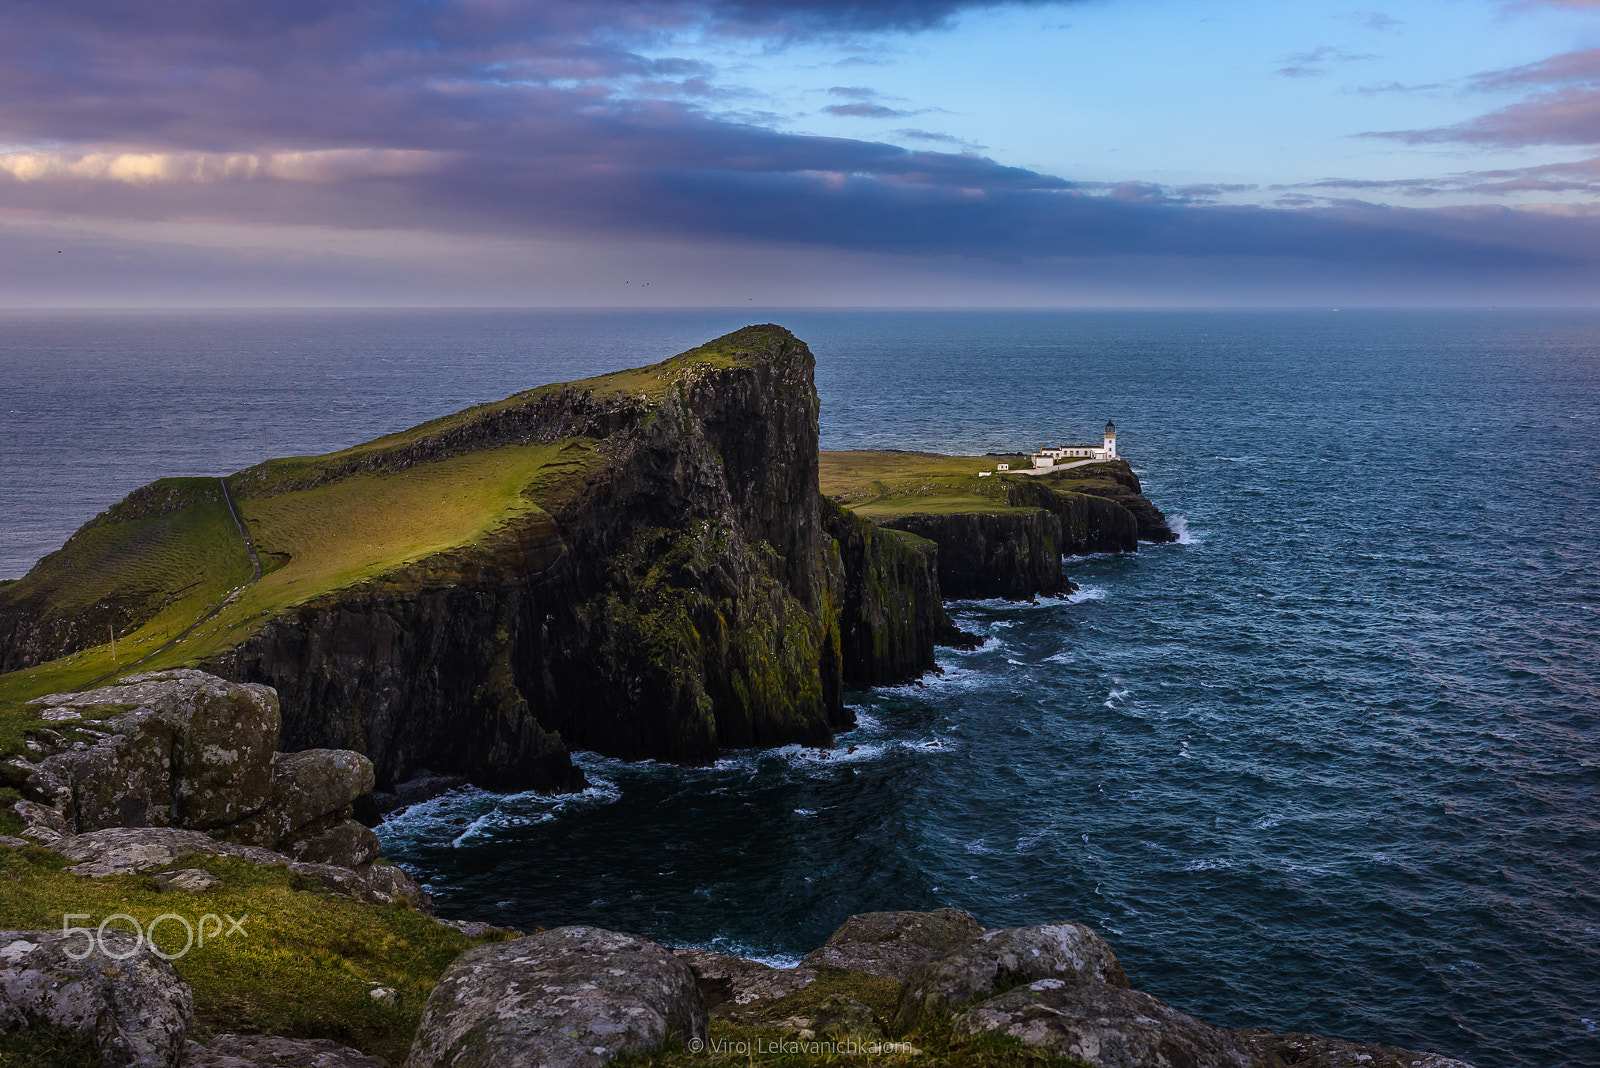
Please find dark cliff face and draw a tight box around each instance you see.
[216,326,846,789]
[1051,461,1176,543]
[867,463,1170,601]
[874,510,1070,601]
[822,498,954,686]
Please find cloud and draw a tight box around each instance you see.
[823,102,913,117]
[1289,156,1600,197]
[0,0,1596,305]
[1350,81,1442,95]
[1276,46,1377,78]
[1371,48,1600,146]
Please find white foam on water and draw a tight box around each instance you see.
[1168,515,1201,545]
[772,741,891,768]
[675,939,803,969]
[949,597,1063,611]
[846,709,885,734]
[1068,585,1108,604]
[793,808,818,817]
[1183,857,1235,871]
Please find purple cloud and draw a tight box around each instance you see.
[0,0,1595,305]
[1372,48,1600,147]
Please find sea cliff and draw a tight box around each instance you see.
[0,326,1170,793]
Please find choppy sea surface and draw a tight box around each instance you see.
[2,309,1597,1067]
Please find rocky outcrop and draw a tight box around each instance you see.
[49,827,428,909]
[7,672,383,871]
[954,978,1260,1068]
[868,460,1170,601]
[407,927,707,1068]
[669,948,817,1011]
[797,908,987,981]
[670,909,1473,1068]
[4,672,427,909]
[0,929,194,1067]
[7,671,279,834]
[894,920,1128,1030]
[1050,460,1176,544]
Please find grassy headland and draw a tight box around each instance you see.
[0,331,773,744]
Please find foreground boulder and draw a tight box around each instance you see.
[407,927,707,1068]
[670,947,816,1010]
[9,672,386,870]
[894,920,1128,1030]
[672,910,1475,1068]
[954,978,1259,1068]
[0,929,193,1068]
[797,908,985,981]
[1236,1030,1478,1068]
[12,670,278,832]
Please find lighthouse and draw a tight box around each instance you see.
[1103,420,1117,459]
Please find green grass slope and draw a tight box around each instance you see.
[820,450,1032,517]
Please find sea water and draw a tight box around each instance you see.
[2,309,1596,1067]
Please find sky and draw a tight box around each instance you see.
[2,0,1599,306]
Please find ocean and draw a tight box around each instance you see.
[2,309,1596,1067]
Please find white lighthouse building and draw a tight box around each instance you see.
[1029,421,1119,468]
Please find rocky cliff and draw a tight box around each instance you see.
[212,325,848,790]
[870,461,1167,600]
[821,499,966,686]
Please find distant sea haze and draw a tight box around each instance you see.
[4,308,1598,1068]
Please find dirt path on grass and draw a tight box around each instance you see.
[79,477,262,690]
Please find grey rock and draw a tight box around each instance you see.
[24,671,280,833]
[0,836,28,850]
[954,978,1259,1068]
[49,827,430,911]
[793,995,884,1040]
[1235,1029,1477,1068]
[184,1033,386,1067]
[13,799,68,844]
[0,928,194,1068]
[286,860,432,910]
[50,709,178,831]
[228,751,376,847]
[895,921,1128,1029]
[152,868,221,893]
[286,819,381,869]
[671,948,817,1010]
[54,827,285,878]
[798,908,986,981]
[434,918,519,939]
[407,926,707,1068]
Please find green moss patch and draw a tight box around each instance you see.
[0,845,497,1065]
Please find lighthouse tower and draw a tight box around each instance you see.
[1102,420,1117,459]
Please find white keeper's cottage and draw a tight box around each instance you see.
[1031,421,1117,468]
